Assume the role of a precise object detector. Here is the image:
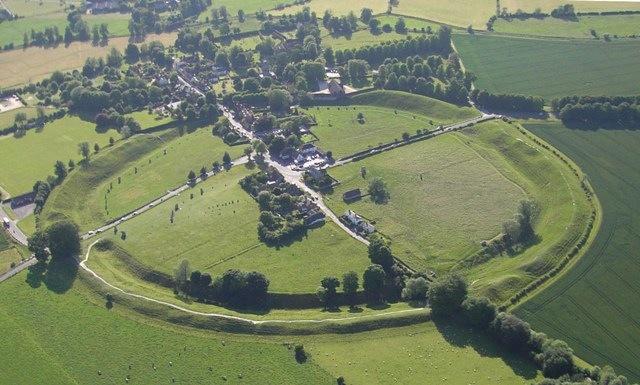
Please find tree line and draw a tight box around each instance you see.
[174,261,269,308]
[471,89,544,113]
[428,273,634,384]
[552,95,640,128]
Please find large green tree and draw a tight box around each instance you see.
[46,221,81,259]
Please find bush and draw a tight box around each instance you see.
[427,273,468,317]
[294,344,307,363]
[492,312,532,351]
[462,296,496,329]
[401,277,429,301]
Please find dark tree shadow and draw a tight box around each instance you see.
[43,257,78,294]
[26,262,46,288]
[433,317,538,380]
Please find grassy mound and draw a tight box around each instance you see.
[350,90,479,122]
[42,127,241,231]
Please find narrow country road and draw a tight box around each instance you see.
[0,204,35,283]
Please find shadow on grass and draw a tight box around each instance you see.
[434,317,538,380]
[26,257,78,294]
[44,257,78,294]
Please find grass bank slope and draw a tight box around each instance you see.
[0,268,334,385]
[308,322,541,385]
[350,91,479,122]
[42,126,241,231]
[0,116,117,196]
[516,121,640,381]
[453,34,640,100]
[107,166,370,293]
[327,120,591,303]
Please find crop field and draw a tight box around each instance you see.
[308,323,541,385]
[326,123,526,271]
[0,268,335,385]
[0,32,177,88]
[0,12,131,48]
[493,14,640,38]
[393,0,495,29]
[321,30,414,50]
[453,34,640,100]
[2,0,80,17]
[0,115,117,196]
[104,166,369,293]
[42,126,242,231]
[515,121,640,381]
[374,15,441,32]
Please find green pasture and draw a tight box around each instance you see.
[516,121,640,381]
[304,106,435,158]
[219,34,263,50]
[459,121,591,303]
[321,29,414,50]
[2,0,80,17]
[0,12,132,48]
[493,14,640,38]
[16,213,36,235]
[350,90,479,121]
[125,110,175,130]
[0,230,28,275]
[309,322,541,385]
[326,122,526,271]
[453,34,640,100]
[326,120,590,302]
[42,126,242,231]
[0,106,38,129]
[0,267,335,385]
[0,115,117,196]
[105,166,369,293]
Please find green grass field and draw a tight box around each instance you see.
[321,30,414,50]
[0,12,132,48]
[515,121,640,381]
[0,267,335,385]
[0,261,541,384]
[326,122,526,271]
[309,322,541,384]
[104,166,369,293]
[304,92,479,158]
[453,34,640,100]
[42,126,242,231]
[125,110,175,130]
[326,120,590,302]
[0,230,27,275]
[493,14,640,38]
[393,0,495,29]
[349,90,479,120]
[2,0,80,17]
[304,106,435,158]
[0,115,117,196]
[0,106,38,129]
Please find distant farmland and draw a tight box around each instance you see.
[516,121,640,381]
[453,34,640,101]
